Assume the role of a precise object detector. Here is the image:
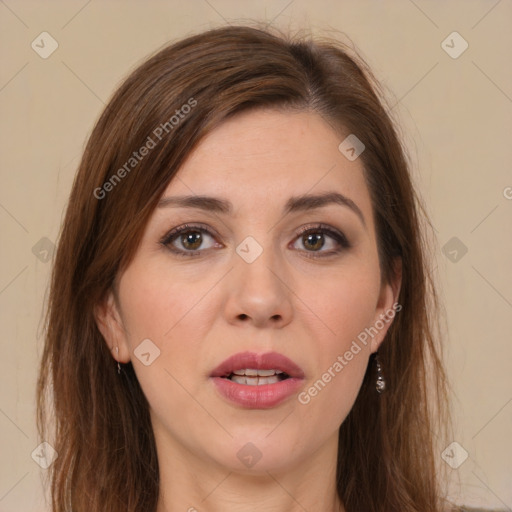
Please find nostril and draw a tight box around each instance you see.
[238,314,248,320]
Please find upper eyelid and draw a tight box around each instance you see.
[160,223,217,243]
[161,223,348,251]
[161,223,343,239]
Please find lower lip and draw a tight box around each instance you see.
[211,376,304,409]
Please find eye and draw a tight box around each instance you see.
[160,224,221,256]
[291,224,350,257]
[160,222,350,258]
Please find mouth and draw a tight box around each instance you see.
[223,368,289,386]
[210,350,304,381]
[210,351,305,409]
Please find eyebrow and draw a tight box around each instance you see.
[157,191,366,228]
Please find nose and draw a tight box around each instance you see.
[223,247,294,329]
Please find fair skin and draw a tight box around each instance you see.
[96,108,401,511]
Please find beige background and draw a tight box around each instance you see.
[1,1,511,510]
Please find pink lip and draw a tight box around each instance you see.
[210,351,305,409]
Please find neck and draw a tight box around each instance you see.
[154,427,345,512]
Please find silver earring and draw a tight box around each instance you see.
[375,354,385,393]
[116,346,121,375]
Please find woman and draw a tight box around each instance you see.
[37,24,456,511]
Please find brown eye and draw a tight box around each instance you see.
[180,231,203,250]
[302,232,325,251]
[161,224,220,256]
[292,224,350,257]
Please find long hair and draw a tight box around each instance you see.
[37,24,451,511]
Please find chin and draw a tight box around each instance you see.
[201,428,314,475]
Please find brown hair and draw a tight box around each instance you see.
[37,24,451,511]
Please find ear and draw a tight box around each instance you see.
[93,290,131,364]
[370,257,402,353]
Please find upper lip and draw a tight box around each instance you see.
[210,351,305,379]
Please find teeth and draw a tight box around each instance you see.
[230,375,281,385]
[231,369,284,377]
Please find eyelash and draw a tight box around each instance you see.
[160,223,350,259]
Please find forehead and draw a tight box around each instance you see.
[164,108,372,216]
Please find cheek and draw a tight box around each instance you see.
[294,262,380,425]
[298,258,381,353]
[117,262,219,403]
[297,300,372,435]
[118,261,217,345]
[297,354,367,438]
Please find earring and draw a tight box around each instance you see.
[375,353,386,393]
[116,346,121,375]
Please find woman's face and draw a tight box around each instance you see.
[99,108,400,475]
